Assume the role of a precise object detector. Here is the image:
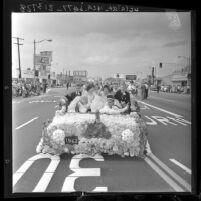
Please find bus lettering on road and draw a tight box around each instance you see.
[144,116,191,127]
[62,154,108,192]
[13,153,107,192]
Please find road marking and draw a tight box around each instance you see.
[33,159,60,192]
[15,117,38,130]
[149,96,176,103]
[169,159,191,175]
[138,101,182,118]
[62,154,107,192]
[149,153,191,192]
[13,153,60,188]
[93,187,108,192]
[151,116,177,126]
[144,116,158,125]
[144,157,184,191]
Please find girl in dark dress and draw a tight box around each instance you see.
[114,82,131,114]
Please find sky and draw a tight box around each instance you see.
[12,12,191,79]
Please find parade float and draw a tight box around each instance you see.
[36,110,150,158]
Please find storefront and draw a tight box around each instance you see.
[171,74,188,87]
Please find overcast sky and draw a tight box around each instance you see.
[12,12,191,78]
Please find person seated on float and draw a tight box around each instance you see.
[75,96,91,113]
[68,95,90,113]
[55,97,69,115]
[114,82,131,112]
[99,94,129,115]
[65,83,82,103]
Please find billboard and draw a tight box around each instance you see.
[34,55,51,65]
[40,51,53,62]
[126,75,137,80]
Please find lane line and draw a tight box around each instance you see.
[138,101,183,118]
[170,159,191,175]
[144,157,184,191]
[149,153,191,192]
[15,117,38,130]
[93,187,108,192]
[149,96,176,103]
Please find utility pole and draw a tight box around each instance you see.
[13,37,24,79]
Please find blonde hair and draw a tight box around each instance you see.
[80,96,88,104]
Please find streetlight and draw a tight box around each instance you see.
[33,39,52,79]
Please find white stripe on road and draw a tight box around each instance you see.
[170,159,191,175]
[138,101,183,118]
[93,187,108,192]
[149,153,191,191]
[144,157,184,191]
[15,117,38,130]
[149,96,176,103]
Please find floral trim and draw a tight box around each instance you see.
[36,113,148,158]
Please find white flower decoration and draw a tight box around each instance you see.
[51,129,65,145]
[121,129,134,142]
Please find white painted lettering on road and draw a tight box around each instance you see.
[62,154,107,192]
[143,115,191,127]
[144,116,157,125]
[169,159,191,175]
[33,159,60,192]
[151,116,177,126]
[15,117,38,130]
[13,153,60,188]
[167,117,191,125]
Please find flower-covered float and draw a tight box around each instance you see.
[36,110,151,158]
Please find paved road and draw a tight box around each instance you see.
[12,87,192,193]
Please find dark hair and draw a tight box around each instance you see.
[107,94,114,99]
[86,83,95,91]
[103,85,110,91]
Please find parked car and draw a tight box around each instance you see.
[150,85,157,91]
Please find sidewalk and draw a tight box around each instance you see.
[12,92,49,102]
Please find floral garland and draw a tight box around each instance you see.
[36,112,149,157]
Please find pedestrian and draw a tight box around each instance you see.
[43,81,47,93]
[157,85,160,93]
[144,82,149,99]
[66,82,70,90]
[141,83,146,100]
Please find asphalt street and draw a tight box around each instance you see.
[12,87,192,193]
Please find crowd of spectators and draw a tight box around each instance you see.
[12,79,48,98]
